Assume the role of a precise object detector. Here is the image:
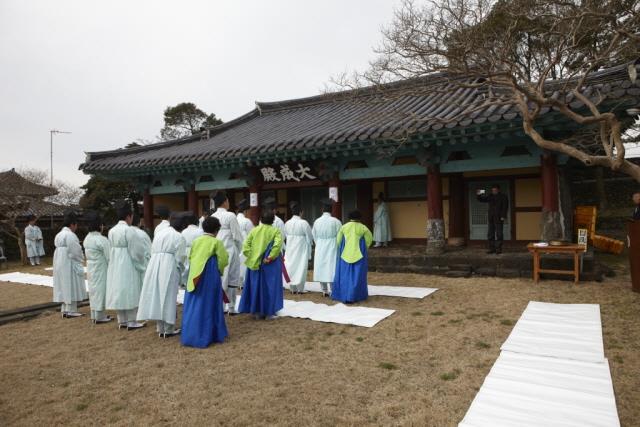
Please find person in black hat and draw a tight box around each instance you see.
[236,198,254,283]
[312,198,342,296]
[84,211,113,324]
[263,196,286,241]
[476,184,509,254]
[24,214,44,266]
[284,201,313,294]
[154,205,171,236]
[211,191,243,314]
[53,211,87,318]
[632,191,640,220]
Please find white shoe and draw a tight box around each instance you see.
[63,312,84,318]
[373,243,382,248]
[127,321,146,330]
[94,316,113,324]
[159,328,181,338]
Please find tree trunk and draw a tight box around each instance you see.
[14,226,27,265]
[594,167,608,211]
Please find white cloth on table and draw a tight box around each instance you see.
[137,227,186,324]
[106,221,147,311]
[312,212,342,283]
[83,231,110,313]
[52,227,87,305]
[284,215,313,286]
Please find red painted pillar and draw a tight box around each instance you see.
[329,177,342,219]
[540,153,562,240]
[448,173,465,246]
[187,185,198,214]
[426,164,445,254]
[541,153,559,212]
[143,189,153,230]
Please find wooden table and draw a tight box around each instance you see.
[526,243,586,284]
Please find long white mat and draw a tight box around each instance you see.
[1,273,394,328]
[289,281,438,299]
[459,351,620,427]
[501,301,605,363]
[45,266,87,273]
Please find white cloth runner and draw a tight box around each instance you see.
[0,271,90,292]
[501,301,605,363]
[177,289,395,328]
[459,351,620,427]
[293,281,438,299]
[45,266,87,273]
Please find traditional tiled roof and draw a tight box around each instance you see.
[0,169,58,198]
[17,199,67,218]
[80,60,640,174]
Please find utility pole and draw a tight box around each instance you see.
[49,129,71,186]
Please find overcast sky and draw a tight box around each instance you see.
[0,0,399,186]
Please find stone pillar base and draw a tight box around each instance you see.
[541,210,564,241]
[447,237,465,247]
[427,218,445,255]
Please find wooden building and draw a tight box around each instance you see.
[80,62,640,251]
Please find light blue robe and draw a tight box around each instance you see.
[84,231,110,312]
[284,215,313,286]
[373,202,392,243]
[25,224,45,257]
[181,224,204,284]
[52,227,87,304]
[106,221,147,310]
[137,227,186,324]
[312,213,342,283]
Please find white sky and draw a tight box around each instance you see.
[0,0,399,186]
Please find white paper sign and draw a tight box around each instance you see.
[329,187,338,202]
[250,193,258,207]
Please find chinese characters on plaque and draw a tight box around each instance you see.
[260,163,317,183]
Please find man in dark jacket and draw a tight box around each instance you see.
[477,184,509,254]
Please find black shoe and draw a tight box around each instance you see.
[486,250,495,254]
[495,249,502,255]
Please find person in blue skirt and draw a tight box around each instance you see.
[238,211,284,320]
[332,210,373,304]
[181,216,229,348]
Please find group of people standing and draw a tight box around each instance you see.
[51,192,373,349]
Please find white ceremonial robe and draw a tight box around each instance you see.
[84,231,110,315]
[236,212,254,282]
[198,215,206,229]
[137,227,186,325]
[181,224,203,283]
[135,227,152,274]
[373,201,392,243]
[25,224,45,258]
[154,220,170,236]
[312,212,342,283]
[212,208,243,290]
[106,221,147,311]
[284,215,313,288]
[52,227,87,305]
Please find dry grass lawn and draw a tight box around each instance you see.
[0,262,639,426]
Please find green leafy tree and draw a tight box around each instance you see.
[159,102,223,140]
[79,176,139,225]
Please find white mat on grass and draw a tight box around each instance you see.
[0,271,90,291]
[459,351,620,427]
[45,266,87,273]
[177,289,395,328]
[501,301,605,363]
[291,281,438,299]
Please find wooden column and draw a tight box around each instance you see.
[540,153,562,240]
[187,185,198,214]
[143,189,153,230]
[329,178,342,219]
[248,184,261,226]
[448,173,465,246]
[426,164,445,254]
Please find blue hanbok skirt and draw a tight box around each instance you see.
[331,237,368,303]
[238,243,284,317]
[181,256,228,348]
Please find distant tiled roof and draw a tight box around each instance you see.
[17,199,67,218]
[81,61,640,174]
[0,169,58,198]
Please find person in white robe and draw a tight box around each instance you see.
[83,212,112,323]
[373,192,392,247]
[211,191,243,314]
[106,203,148,330]
[181,212,203,285]
[137,214,187,337]
[263,196,290,283]
[132,214,151,285]
[284,202,313,294]
[24,215,45,265]
[53,212,87,318]
[312,199,342,296]
[154,205,171,236]
[235,199,254,283]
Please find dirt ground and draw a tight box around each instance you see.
[0,261,639,426]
